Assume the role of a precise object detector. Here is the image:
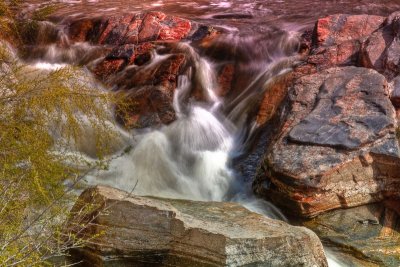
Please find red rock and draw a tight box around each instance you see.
[98,14,135,45]
[256,72,293,126]
[68,19,97,43]
[93,43,154,80]
[67,12,191,46]
[360,27,391,75]
[138,12,165,43]
[93,58,126,80]
[314,14,384,47]
[360,11,400,79]
[121,14,143,44]
[159,16,191,41]
[307,40,361,70]
[216,64,234,97]
[115,54,186,128]
[298,29,313,55]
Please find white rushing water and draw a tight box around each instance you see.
[27,22,341,264]
[79,49,287,220]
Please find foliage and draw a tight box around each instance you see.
[0,0,58,45]
[0,1,122,265]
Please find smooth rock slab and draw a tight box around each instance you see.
[304,201,400,267]
[68,186,328,267]
[254,67,400,218]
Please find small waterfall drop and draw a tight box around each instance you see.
[21,11,344,265]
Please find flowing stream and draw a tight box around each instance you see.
[20,1,400,266]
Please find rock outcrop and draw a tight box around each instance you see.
[253,11,400,218]
[254,66,400,218]
[64,12,229,129]
[68,186,328,267]
[304,201,400,267]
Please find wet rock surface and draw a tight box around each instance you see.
[303,201,400,267]
[69,186,328,267]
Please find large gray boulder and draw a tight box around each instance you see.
[254,66,400,218]
[68,185,328,267]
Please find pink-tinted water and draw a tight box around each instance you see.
[24,0,400,29]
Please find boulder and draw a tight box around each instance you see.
[68,185,328,267]
[360,11,400,80]
[254,66,400,218]
[314,14,384,47]
[304,201,400,266]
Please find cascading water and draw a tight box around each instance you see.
[80,39,289,220]
[20,1,400,265]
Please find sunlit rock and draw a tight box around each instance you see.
[68,185,328,267]
[314,14,384,48]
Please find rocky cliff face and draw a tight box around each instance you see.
[68,186,328,267]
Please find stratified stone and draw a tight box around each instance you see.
[314,14,385,47]
[254,67,400,218]
[303,201,400,267]
[68,185,328,267]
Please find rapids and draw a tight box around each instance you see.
[20,1,400,266]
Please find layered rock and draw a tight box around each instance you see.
[254,66,400,218]
[68,185,328,267]
[303,201,400,266]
